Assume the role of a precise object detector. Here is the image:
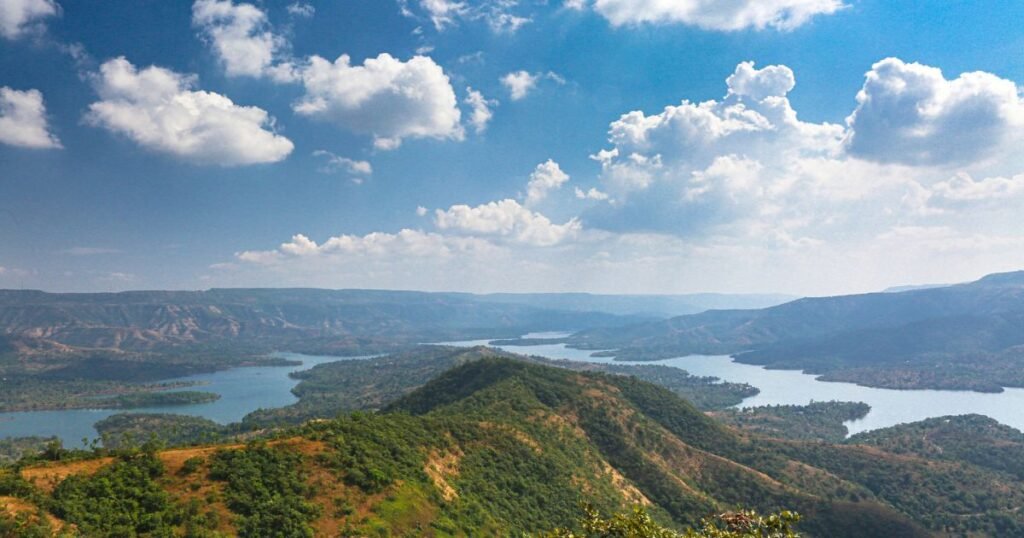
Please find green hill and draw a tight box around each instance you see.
[6,356,1024,536]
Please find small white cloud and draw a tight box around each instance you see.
[86,57,294,165]
[192,0,284,78]
[0,86,61,149]
[401,0,529,33]
[563,0,585,10]
[416,206,428,216]
[501,70,538,100]
[292,53,463,150]
[312,149,373,176]
[464,86,496,134]
[435,198,580,246]
[286,2,314,18]
[588,0,845,31]
[575,187,609,201]
[0,0,59,39]
[419,0,468,30]
[525,159,569,205]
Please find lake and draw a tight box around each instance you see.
[445,333,1024,436]
[0,352,359,447]
[5,335,1024,445]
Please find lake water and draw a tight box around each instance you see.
[0,352,358,447]
[5,335,1024,445]
[445,333,1024,436]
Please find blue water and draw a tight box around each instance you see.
[444,333,1024,436]
[0,352,361,447]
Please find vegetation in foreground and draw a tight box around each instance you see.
[1,356,1022,536]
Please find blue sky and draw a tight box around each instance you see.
[2,0,1024,295]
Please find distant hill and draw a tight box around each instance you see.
[0,288,645,356]
[475,292,797,317]
[568,270,1024,391]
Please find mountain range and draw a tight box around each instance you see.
[567,271,1024,391]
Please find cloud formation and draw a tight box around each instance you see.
[525,159,570,205]
[312,150,373,177]
[0,86,61,148]
[583,0,845,31]
[85,57,293,165]
[400,0,529,33]
[464,87,496,134]
[435,199,580,246]
[192,0,284,78]
[291,53,463,150]
[0,0,58,39]
[845,57,1024,166]
[501,71,537,101]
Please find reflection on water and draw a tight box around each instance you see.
[444,336,1024,436]
[0,352,363,446]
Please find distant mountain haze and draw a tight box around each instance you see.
[569,270,1024,391]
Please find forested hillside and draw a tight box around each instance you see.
[4,357,1024,536]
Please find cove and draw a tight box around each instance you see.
[0,352,357,447]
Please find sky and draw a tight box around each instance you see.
[1,0,1024,296]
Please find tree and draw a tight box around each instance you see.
[538,504,801,538]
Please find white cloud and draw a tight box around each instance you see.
[286,2,314,18]
[238,229,497,265]
[435,199,580,246]
[525,159,569,205]
[312,150,372,176]
[400,0,530,33]
[464,86,496,134]
[501,71,537,101]
[0,86,61,149]
[419,0,468,30]
[221,58,1024,296]
[416,206,429,216]
[845,57,1024,166]
[586,0,845,31]
[0,0,58,39]
[575,187,609,201]
[292,53,463,150]
[192,0,284,78]
[85,57,294,165]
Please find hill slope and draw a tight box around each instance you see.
[569,271,1024,390]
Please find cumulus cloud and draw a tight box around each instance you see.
[221,57,1024,296]
[435,199,580,246]
[0,86,61,149]
[291,53,463,150]
[501,71,537,101]
[525,159,570,205]
[192,0,284,78]
[845,57,1024,166]
[237,229,497,265]
[0,0,58,39]
[585,0,845,31]
[575,187,609,201]
[85,57,293,165]
[312,150,372,178]
[464,86,496,134]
